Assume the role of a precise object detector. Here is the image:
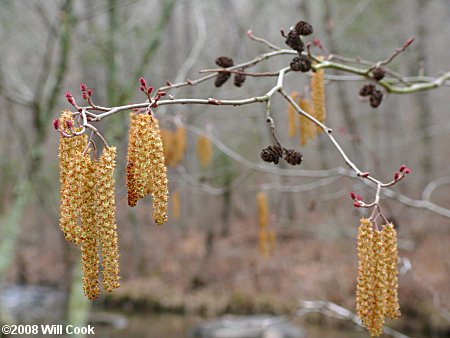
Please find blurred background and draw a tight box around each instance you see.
[0,0,449,337]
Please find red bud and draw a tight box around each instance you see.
[404,168,411,174]
[65,91,72,99]
[399,165,406,172]
[394,172,400,181]
[82,93,87,100]
[353,202,360,208]
[80,83,87,91]
[350,192,356,200]
[66,120,73,129]
[147,86,154,96]
[139,77,147,87]
[140,85,146,92]
[87,89,93,97]
[52,119,59,130]
[357,195,363,201]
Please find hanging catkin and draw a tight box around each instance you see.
[58,110,87,245]
[382,223,401,320]
[196,134,213,167]
[311,67,326,132]
[96,147,120,293]
[126,113,139,207]
[147,117,169,225]
[298,97,316,146]
[160,128,174,166]
[356,218,374,327]
[171,126,186,166]
[256,192,268,229]
[172,190,181,221]
[288,91,298,137]
[79,151,100,300]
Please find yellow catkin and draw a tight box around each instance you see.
[160,128,174,166]
[196,134,213,167]
[258,229,269,257]
[356,218,374,327]
[147,117,169,225]
[172,190,181,221]
[126,113,139,207]
[79,151,100,300]
[367,229,386,337]
[298,98,316,146]
[256,192,268,230]
[96,147,120,292]
[288,91,298,137]
[171,126,186,166]
[311,67,326,133]
[382,223,401,320]
[58,110,87,245]
[268,228,276,254]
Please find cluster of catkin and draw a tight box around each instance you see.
[356,218,401,337]
[256,192,276,257]
[58,110,120,300]
[126,113,169,225]
[287,69,327,146]
[160,126,186,167]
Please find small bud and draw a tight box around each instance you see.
[312,38,321,47]
[140,85,146,92]
[350,192,356,200]
[394,172,400,181]
[65,91,72,99]
[68,97,75,106]
[139,77,147,87]
[80,83,87,91]
[399,165,406,172]
[82,93,88,100]
[87,89,93,97]
[66,120,73,129]
[52,118,59,130]
[147,86,154,96]
[354,202,361,208]
[158,90,166,97]
[357,195,363,201]
[404,168,411,174]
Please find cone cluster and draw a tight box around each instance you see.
[126,113,169,225]
[58,111,121,300]
[356,219,401,337]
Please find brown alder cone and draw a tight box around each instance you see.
[172,190,181,221]
[171,126,186,167]
[79,151,100,300]
[126,113,139,206]
[196,134,213,167]
[382,223,401,320]
[256,191,268,230]
[96,147,120,292]
[298,98,316,146]
[287,91,298,137]
[311,67,326,133]
[58,110,87,245]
